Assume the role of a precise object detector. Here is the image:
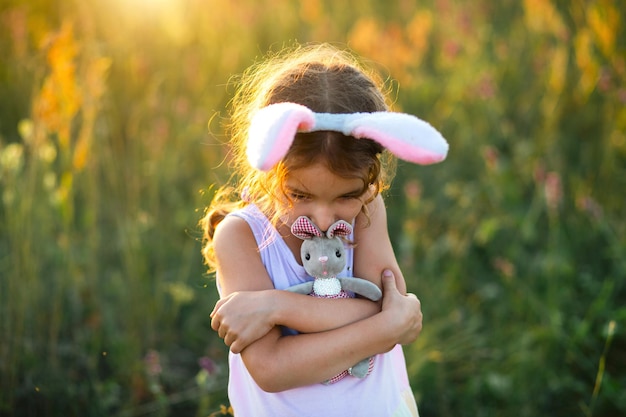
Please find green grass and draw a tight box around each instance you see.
[1,0,624,416]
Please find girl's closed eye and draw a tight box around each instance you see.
[340,193,362,200]
[288,191,311,201]
[340,189,367,201]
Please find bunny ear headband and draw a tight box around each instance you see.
[291,216,352,240]
[246,102,449,171]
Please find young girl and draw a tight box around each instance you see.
[202,44,448,416]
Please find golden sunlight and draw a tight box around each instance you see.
[110,0,183,22]
[110,0,191,43]
[118,0,179,12]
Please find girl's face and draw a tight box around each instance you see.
[283,162,371,232]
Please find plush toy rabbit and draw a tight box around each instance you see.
[285,216,382,384]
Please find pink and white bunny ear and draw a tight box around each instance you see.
[247,102,449,171]
[326,220,352,239]
[346,112,448,165]
[291,216,323,240]
[247,103,315,171]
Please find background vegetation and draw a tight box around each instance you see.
[0,0,624,416]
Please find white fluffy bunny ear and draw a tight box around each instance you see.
[246,102,449,171]
[345,112,449,165]
[247,103,315,171]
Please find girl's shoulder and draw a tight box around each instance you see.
[354,194,388,237]
[213,214,258,256]
[213,210,279,295]
[221,204,282,253]
[227,203,266,224]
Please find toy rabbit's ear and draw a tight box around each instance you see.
[247,103,315,171]
[327,220,352,238]
[291,216,323,240]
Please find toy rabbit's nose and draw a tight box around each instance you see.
[318,256,328,263]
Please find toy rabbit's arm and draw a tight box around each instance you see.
[338,277,382,301]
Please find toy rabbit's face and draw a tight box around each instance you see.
[291,216,352,279]
[300,236,346,279]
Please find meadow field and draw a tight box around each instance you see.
[0,0,624,416]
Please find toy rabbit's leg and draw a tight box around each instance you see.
[323,369,349,385]
[348,356,375,379]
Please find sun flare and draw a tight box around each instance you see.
[112,0,183,20]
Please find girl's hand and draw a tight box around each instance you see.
[380,269,423,346]
[211,290,276,354]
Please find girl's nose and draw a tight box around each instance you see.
[311,209,335,233]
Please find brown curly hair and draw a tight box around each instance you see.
[200,43,397,271]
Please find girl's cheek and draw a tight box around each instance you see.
[343,200,365,220]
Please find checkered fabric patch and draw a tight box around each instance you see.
[291,216,353,239]
[327,220,352,238]
[291,216,323,239]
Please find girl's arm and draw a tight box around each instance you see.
[240,272,420,392]
[210,194,407,353]
[211,290,380,354]
[211,215,422,392]
[211,215,379,353]
[353,194,408,294]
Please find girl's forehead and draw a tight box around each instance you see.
[285,163,364,193]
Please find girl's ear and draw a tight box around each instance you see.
[291,216,323,240]
[327,220,352,238]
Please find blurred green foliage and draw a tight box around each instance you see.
[0,0,624,416]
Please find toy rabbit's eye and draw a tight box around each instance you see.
[305,253,311,261]
[335,250,342,258]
